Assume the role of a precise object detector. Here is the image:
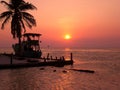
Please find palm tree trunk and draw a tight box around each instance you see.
[18,37,22,56]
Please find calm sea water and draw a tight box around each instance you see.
[0,47,120,90]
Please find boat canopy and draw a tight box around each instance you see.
[23,33,42,37]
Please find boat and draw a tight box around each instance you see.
[12,33,42,58]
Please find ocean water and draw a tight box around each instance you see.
[0,48,120,90]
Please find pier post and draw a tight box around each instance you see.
[62,56,65,61]
[47,53,49,60]
[10,53,13,64]
[70,53,73,66]
[50,56,53,60]
[55,57,57,60]
[70,53,73,61]
[44,57,46,62]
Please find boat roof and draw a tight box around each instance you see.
[23,33,42,37]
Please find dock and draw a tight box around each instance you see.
[0,53,73,69]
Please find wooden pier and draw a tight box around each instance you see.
[0,53,74,69]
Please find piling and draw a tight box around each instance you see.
[70,53,73,61]
[10,54,13,64]
[55,57,57,60]
[47,53,50,60]
[50,56,53,60]
[62,56,65,61]
[43,57,46,62]
[70,53,73,65]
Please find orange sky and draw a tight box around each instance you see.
[0,0,120,48]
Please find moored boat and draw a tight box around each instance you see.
[12,33,42,58]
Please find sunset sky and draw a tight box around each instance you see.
[0,0,120,48]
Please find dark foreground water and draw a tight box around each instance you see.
[0,48,120,90]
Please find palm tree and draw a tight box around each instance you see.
[0,0,37,54]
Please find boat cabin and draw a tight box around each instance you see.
[13,33,42,58]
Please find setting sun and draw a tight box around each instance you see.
[64,34,71,40]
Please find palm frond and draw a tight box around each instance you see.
[1,1,9,6]
[0,11,12,29]
[19,2,37,11]
[20,19,26,32]
[1,15,11,29]
[24,16,36,26]
[22,12,36,27]
[0,1,13,10]
[0,11,12,19]
[22,12,34,18]
[23,17,32,28]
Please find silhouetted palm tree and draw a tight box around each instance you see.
[0,0,37,53]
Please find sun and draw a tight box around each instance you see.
[64,34,71,40]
